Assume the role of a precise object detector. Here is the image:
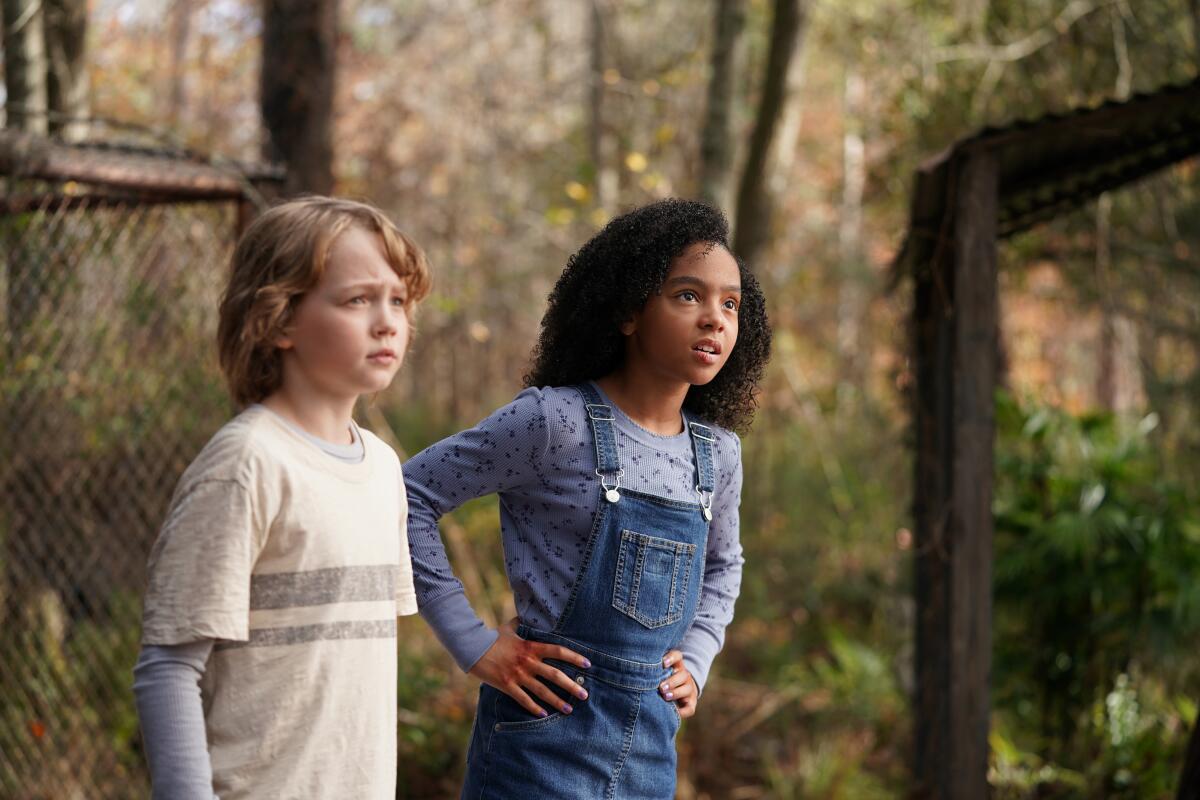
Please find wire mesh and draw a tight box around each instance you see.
[1,181,242,798]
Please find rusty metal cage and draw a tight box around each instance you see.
[0,131,281,798]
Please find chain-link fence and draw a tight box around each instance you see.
[0,132,280,798]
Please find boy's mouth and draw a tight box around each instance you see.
[368,348,397,363]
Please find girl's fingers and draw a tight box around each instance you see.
[540,642,593,670]
[526,677,576,715]
[507,684,547,718]
[659,674,695,701]
[662,650,683,669]
[534,660,590,701]
[676,695,698,719]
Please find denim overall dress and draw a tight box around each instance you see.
[461,383,715,799]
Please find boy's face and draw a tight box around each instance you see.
[276,226,410,404]
[621,241,741,387]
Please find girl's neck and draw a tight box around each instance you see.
[595,372,688,436]
[261,386,356,445]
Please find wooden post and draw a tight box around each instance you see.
[913,148,998,799]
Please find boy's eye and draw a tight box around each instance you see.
[391,296,407,307]
[348,296,368,305]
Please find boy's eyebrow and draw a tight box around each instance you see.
[663,275,742,293]
[332,278,407,291]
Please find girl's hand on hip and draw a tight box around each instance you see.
[469,618,591,718]
[660,650,698,718]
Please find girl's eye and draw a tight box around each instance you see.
[348,296,368,305]
[391,296,407,307]
[723,299,738,310]
[679,291,698,302]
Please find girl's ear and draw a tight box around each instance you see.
[619,313,637,336]
[274,329,294,350]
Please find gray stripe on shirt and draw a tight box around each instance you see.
[214,619,397,651]
[249,565,397,610]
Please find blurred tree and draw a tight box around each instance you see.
[261,0,336,194]
[698,0,746,212]
[44,0,88,140]
[1180,720,1200,799]
[733,0,808,268]
[2,0,49,134]
[167,0,192,132]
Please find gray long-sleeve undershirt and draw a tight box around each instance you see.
[133,640,218,800]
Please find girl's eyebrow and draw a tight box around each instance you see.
[663,275,742,293]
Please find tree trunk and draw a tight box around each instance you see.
[697,0,745,213]
[1178,715,1200,800]
[835,66,866,419]
[588,0,617,213]
[3,0,49,134]
[731,0,807,267]
[1191,0,1200,68]
[168,0,192,131]
[260,0,338,195]
[43,0,88,140]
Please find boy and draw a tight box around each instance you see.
[133,196,430,799]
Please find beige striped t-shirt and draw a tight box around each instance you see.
[141,406,416,800]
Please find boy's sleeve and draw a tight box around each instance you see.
[394,468,419,617]
[679,432,745,694]
[132,640,218,800]
[404,389,550,671]
[142,477,265,645]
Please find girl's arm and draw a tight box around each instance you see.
[405,388,590,716]
[132,640,218,800]
[677,433,745,695]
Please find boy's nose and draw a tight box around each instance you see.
[374,312,399,336]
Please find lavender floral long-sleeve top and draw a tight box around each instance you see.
[404,382,744,692]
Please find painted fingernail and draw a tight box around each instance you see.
[578,689,589,700]
[538,709,548,718]
[562,703,573,714]
[664,692,674,700]
[661,682,670,691]
[582,659,592,668]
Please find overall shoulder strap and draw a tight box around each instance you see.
[685,415,716,519]
[575,383,622,478]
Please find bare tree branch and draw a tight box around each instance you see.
[932,0,1116,64]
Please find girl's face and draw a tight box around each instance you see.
[620,241,741,388]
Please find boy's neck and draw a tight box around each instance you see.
[595,371,688,436]
[260,389,356,445]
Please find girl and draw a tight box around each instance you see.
[405,198,771,798]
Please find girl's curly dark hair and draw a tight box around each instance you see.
[524,198,772,432]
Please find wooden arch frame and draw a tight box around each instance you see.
[895,76,1200,799]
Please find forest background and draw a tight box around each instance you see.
[3,0,1200,797]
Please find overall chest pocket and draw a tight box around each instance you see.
[612,530,697,629]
